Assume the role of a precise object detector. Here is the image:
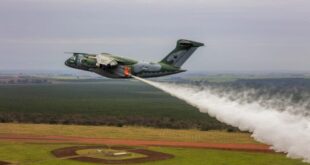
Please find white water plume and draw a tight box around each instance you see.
[133,76,310,162]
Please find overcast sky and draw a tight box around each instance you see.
[0,0,309,72]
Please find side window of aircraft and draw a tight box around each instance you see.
[142,66,148,70]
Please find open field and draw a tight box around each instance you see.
[0,123,307,165]
[0,142,306,165]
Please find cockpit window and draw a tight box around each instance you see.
[69,56,76,61]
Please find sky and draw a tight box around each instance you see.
[0,0,309,73]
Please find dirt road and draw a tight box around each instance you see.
[0,133,272,153]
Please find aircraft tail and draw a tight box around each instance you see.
[160,39,204,68]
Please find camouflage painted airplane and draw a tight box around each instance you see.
[65,39,204,78]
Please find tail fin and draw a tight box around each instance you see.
[160,39,204,67]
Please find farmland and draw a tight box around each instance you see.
[0,79,229,130]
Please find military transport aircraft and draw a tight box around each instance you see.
[65,39,204,78]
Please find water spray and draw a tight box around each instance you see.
[132,75,310,163]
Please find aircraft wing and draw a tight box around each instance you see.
[100,53,137,65]
[65,52,97,56]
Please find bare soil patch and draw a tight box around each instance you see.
[0,161,10,165]
[52,146,174,164]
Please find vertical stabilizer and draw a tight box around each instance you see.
[160,39,204,67]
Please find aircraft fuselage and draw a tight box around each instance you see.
[65,39,204,78]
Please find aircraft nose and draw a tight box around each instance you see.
[65,59,70,66]
[65,58,75,67]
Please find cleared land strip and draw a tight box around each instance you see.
[0,161,10,165]
[0,124,258,144]
[0,133,272,153]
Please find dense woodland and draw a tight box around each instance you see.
[0,79,233,131]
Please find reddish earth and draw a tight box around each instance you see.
[52,146,174,164]
[0,161,10,165]
[0,133,272,153]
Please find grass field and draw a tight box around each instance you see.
[147,147,307,165]
[0,124,307,164]
[0,123,256,144]
[0,141,306,165]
